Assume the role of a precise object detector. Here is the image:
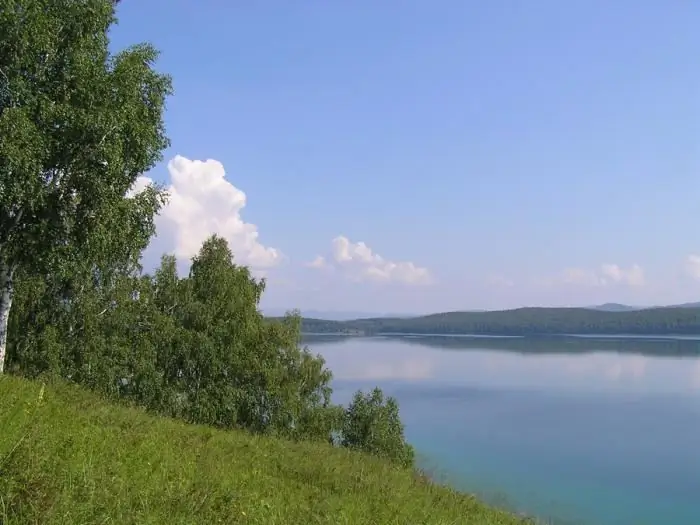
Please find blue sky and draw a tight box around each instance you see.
[112,1,700,314]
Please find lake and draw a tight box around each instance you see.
[305,334,700,525]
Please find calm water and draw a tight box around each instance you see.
[305,334,700,525]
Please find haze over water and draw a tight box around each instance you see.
[306,335,700,525]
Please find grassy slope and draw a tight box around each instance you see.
[0,376,527,525]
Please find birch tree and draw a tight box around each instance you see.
[0,0,171,373]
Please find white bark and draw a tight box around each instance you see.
[0,262,14,375]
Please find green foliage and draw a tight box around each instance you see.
[0,0,172,372]
[8,236,345,445]
[341,388,416,468]
[0,0,171,269]
[8,233,416,476]
[297,306,700,336]
[0,376,528,525]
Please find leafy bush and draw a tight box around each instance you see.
[341,387,415,468]
[9,236,341,443]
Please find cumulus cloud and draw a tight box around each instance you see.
[685,255,700,280]
[545,263,645,287]
[126,175,152,197]
[129,156,281,269]
[308,236,432,285]
[599,264,645,286]
[306,255,328,269]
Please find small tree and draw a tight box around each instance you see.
[130,236,341,440]
[341,387,415,468]
[178,237,340,439]
[0,0,171,373]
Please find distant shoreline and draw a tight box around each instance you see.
[301,332,700,339]
[276,305,700,337]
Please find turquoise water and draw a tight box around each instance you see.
[307,335,700,525]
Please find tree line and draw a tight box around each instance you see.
[296,307,700,336]
[1,0,414,469]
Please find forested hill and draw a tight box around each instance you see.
[288,306,700,336]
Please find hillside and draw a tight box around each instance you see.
[586,301,700,311]
[294,306,700,336]
[0,376,527,525]
[586,302,643,312]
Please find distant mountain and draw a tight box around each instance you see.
[586,303,644,312]
[587,302,700,312]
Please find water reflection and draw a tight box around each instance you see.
[303,335,700,525]
[304,333,700,356]
[304,335,700,395]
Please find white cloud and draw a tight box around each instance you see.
[685,255,700,280]
[599,264,645,286]
[309,235,433,285]
[306,255,328,269]
[126,175,152,197]
[545,263,645,287]
[129,156,281,269]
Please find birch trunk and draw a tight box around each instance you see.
[0,262,14,375]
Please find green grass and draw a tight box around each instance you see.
[0,376,530,525]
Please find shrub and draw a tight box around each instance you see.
[341,387,415,468]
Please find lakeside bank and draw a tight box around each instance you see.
[0,376,530,525]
